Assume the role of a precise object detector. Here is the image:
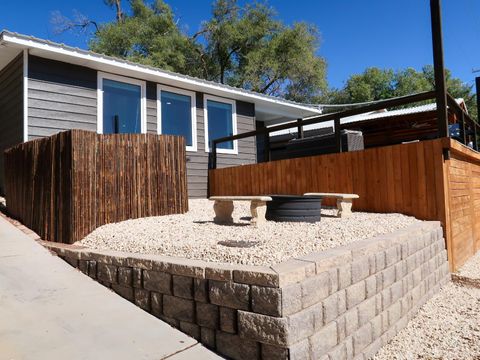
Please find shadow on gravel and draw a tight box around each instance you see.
[217,240,260,248]
[193,220,250,227]
[452,274,480,289]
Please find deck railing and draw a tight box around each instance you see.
[208,90,480,169]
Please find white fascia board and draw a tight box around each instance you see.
[22,49,28,142]
[2,33,322,120]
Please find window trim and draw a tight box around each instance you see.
[97,72,147,134]
[203,95,238,155]
[157,84,197,152]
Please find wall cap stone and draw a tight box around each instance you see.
[41,221,443,287]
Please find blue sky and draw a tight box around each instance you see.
[1,0,480,89]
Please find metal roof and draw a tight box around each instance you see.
[270,98,466,136]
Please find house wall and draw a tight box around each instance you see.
[0,54,24,195]
[28,55,97,139]
[189,96,256,198]
[26,55,256,198]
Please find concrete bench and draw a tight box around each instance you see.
[304,193,359,218]
[209,196,272,226]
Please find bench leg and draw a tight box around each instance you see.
[250,200,267,226]
[213,200,234,224]
[337,199,353,218]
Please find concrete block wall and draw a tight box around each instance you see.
[43,221,450,360]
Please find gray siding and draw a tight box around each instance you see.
[146,82,157,134]
[25,55,256,198]
[27,55,97,140]
[0,54,24,194]
[187,98,256,198]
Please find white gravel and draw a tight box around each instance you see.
[456,250,480,280]
[375,260,480,359]
[80,199,419,266]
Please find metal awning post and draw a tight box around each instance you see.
[297,118,304,139]
[474,125,479,151]
[459,111,466,145]
[430,0,449,138]
[209,141,217,169]
[263,133,271,162]
[334,116,342,153]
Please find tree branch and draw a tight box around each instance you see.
[191,28,209,40]
[50,10,99,35]
[260,75,280,94]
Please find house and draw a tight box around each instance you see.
[0,31,322,197]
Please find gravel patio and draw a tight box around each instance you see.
[375,251,480,360]
[79,199,419,266]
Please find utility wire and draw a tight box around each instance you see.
[302,92,435,111]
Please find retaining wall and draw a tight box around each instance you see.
[43,221,450,359]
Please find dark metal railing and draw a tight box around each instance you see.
[446,94,480,151]
[209,91,437,169]
[208,90,480,169]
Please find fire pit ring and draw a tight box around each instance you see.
[266,195,321,223]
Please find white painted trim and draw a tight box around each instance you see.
[157,84,197,152]
[97,73,102,134]
[97,72,147,134]
[204,94,238,155]
[1,33,322,119]
[22,49,28,142]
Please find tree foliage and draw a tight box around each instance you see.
[195,0,327,100]
[89,0,203,76]
[53,0,327,102]
[326,66,476,119]
[52,1,476,117]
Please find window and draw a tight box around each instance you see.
[204,95,237,154]
[157,85,197,151]
[97,72,146,134]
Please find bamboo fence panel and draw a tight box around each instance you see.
[4,130,188,244]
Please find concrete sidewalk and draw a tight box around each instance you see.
[0,216,221,360]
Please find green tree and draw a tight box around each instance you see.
[195,0,327,101]
[393,68,431,97]
[239,22,327,101]
[56,0,328,102]
[89,0,203,77]
[420,65,476,118]
[343,68,395,103]
[328,66,476,119]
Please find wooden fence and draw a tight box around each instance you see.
[209,138,480,271]
[444,140,480,269]
[4,130,188,244]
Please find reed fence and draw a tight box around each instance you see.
[4,130,188,244]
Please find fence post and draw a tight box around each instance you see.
[209,141,217,169]
[430,0,449,138]
[297,118,304,139]
[474,125,479,151]
[263,132,271,162]
[459,111,466,145]
[334,116,342,153]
